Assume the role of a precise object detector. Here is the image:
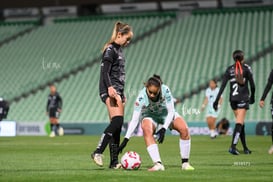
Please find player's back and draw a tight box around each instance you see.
[225,63,253,102]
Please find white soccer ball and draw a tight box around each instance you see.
[121,151,141,170]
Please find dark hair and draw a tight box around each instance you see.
[233,50,245,85]
[145,74,163,88]
[210,79,217,87]
[233,50,244,62]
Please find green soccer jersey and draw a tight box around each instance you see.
[125,84,175,139]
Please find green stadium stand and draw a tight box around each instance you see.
[0,14,174,102]
[0,23,36,42]
[3,13,175,122]
[4,9,273,123]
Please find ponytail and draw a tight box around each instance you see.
[102,21,133,52]
[233,50,245,85]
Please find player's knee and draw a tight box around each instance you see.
[179,127,190,140]
[141,120,153,135]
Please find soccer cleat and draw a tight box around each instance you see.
[182,162,195,170]
[243,148,252,154]
[210,135,217,139]
[91,153,103,167]
[58,127,64,136]
[268,145,273,154]
[229,148,240,155]
[49,131,55,138]
[110,163,122,169]
[148,162,165,171]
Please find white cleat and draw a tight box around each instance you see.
[91,153,103,167]
[49,131,56,138]
[148,162,165,171]
[268,145,273,154]
[58,127,64,136]
[182,162,195,170]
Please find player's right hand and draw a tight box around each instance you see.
[213,101,218,111]
[118,138,129,154]
[259,100,265,108]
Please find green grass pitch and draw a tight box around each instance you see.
[0,135,272,182]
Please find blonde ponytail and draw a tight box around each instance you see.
[102,21,132,52]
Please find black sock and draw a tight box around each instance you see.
[109,118,123,167]
[240,125,248,150]
[56,123,60,129]
[95,133,112,154]
[231,123,242,149]
[94,116,123,154]
[182,159,189,164]
[50,124,54,131]
[109,140,119,168]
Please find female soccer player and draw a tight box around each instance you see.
[118,75,194,171]
[201,79,223,138]
[91,21,133,168]
[259,69,273,154]
[46,84,63,137]
[213,50,255,155]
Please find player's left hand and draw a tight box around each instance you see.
[213,101,218,111]
[58,108,62,112]
[156,128,166,144]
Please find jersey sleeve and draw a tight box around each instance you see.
[101,46,116,88]
[246,64,255,97]
[103,46,115,63]
[57,94,63,110]
[260,69,273,101]
[46,96,50,112]
[162,85,175,129]
[124,91,145,139]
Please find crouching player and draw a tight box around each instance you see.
[118,75,194,171]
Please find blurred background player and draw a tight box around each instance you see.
[213,50,255,155]
[216,118,230,135]
[118,75,194,171]
[201,79,223,139]
[91,21,133,169]
[259,69,273,154]
[0,97,9,121]
[46,84,63,137]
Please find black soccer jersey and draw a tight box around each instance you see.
[99,42,125,95]
[46,92,62,112]
[0,100,9,120]
[216,63,255,102]
[260,69,273,103]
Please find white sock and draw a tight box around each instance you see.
[210,129,214,135]
[180,139,191,159]
[147,144,161,163]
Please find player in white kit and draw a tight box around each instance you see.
[201,80,223,138]
[118,75,194,171]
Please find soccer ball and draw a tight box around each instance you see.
[121,151,141,170]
